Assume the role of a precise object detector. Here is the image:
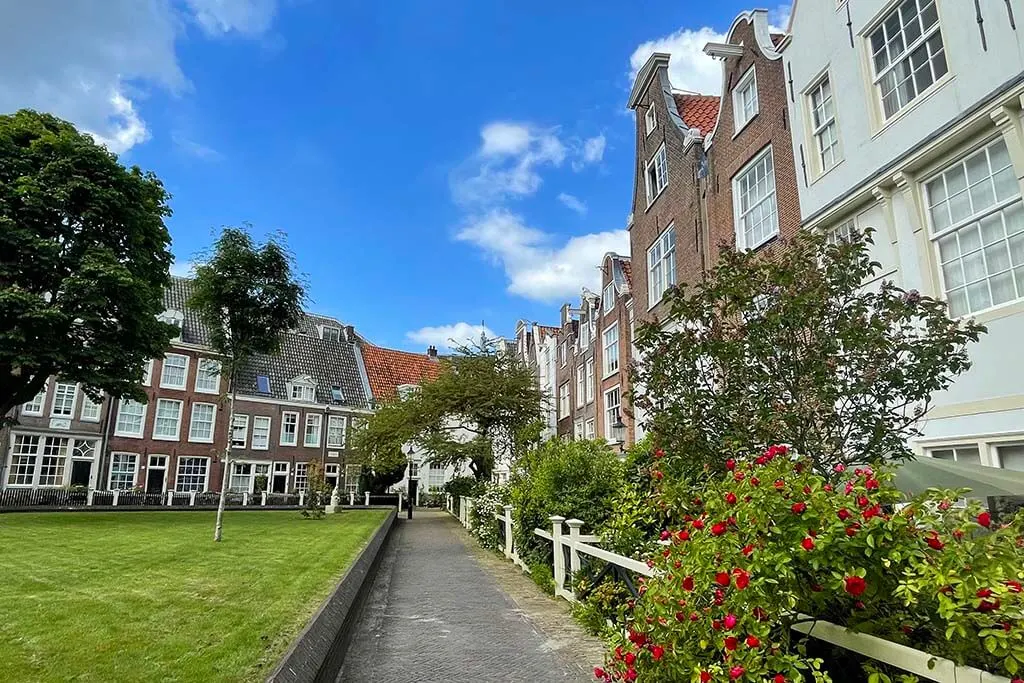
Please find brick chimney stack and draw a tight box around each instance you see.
[427,345,438,358]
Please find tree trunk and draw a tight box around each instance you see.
[214,377,236,542]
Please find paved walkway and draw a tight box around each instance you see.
[338,511,601,682]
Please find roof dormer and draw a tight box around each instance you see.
[287,375,317,403]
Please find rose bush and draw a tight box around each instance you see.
[598,445,1024,682]
[469,481,511,550]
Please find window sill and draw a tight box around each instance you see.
[732,112,758,140]
[870,74,955,141]
[280,442,298,448]
[738,231,780,253]
[49,413,74,420]
[159,384,187,391]
[960,297,1024,325]
[808,157,845,187]
[188,438,214,445]
[80,417,101,423]
[304,444,321,449]
[153,435,181,442]
[644,186,668,213]
[195,388,220,395]
[113,432,143,439]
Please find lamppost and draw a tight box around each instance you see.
[611,416,627,455]
[404,443,417,519]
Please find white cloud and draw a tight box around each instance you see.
[172,132,223,160]
[170,257,196,278]
[769,3,793,32]
[572,133,606,171]
[0,1,276,155]
[407,323,497,352]
[629,26,726,95]
[456,209,629,303]
[185,0,277,36]
[452,122,567,206]
[557,193,587,216]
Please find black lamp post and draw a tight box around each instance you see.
[611,416,626,454]
[404,444,417,519]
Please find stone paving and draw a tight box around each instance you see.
[338,510,603,682]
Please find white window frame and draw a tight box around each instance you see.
[602,322,620,378]
[603,386,622,440]
[159,354,189,390]
[603,282,615,313]
[559,341,567,367]
[733,65,759,133]
[826,218,859,246]
[114,399,146,438]
[251,415,272,450]
[644,104,657,135]
[585,358,595,402]
[152,398,184,441]
[574,420,584,440]
[175,456,210,493]
[50,382,78,418]
[142,360,153,387]
[924,138,1024,318]
[280,411,299,446]
[326,415,347,448]
[558,382,570,418]
[585,419,596,440]
[807,73,841,174]
[645,143,668,205]
[22,382,47,416]
[80,394,102,422]
[320,325,342,342]
[733,146,779,251]
[288,378,316,403]
[194,359,221,394]
[108,452,139,490]
[304,413,322,448]
[868,0,947,122]
[294,462,309,492]
[928,445,981,465]
[647,224,677,307]
[575,364,585,409]
[231,414,250,449]
[188,402,217,444]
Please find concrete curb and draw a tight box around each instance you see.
[267,508,398,683]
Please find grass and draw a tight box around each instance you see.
[0,509,388,682]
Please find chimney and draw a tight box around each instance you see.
[427,345,438,358]
[560,303,571,327]
[343,325,355,342]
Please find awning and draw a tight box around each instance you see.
[893,457,1024,499]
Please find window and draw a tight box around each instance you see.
[327,415,347,448]
[734,147,779,250]
[321,326,341,342]
[23,384,46,416]
[6,435,39,486]
[330,385,344,403]
[160,354,189,389]
[51,382,77,417]
[304,413,322,447]
[153,399,183,440]
[808,74,841,173]
[733,66,759,131]
[926,139,1023,317]
[344,464,361,494]
[115,399,146,437]
[231,414,249,448]
[189,403,216,443]
[579,312,590,348]
[585,358,595,402]
[559,342,567,367]
[558,382,570,418]
[603,323,620,376]
[195,359,221,393]
[603,282,615,313]
[826,219,858,245]
[175,457,209,492]
[647,225,677,305]
[80,395,101,422]
[142,360,153,387]
[280,411,299,446]
[869,0,946,120]
[604,387,622,440]
[997,445,1024,472]
[109,453,138,490]
[428,461,445,490]
[295,462,309,492]
[256,375,271,394]
[585,419,596,440]
[930,445,981,465]
[645,144,668,205]
[289,379,316,403]
[159,310,184,340]
[576,365,586,408]
[252,416,271,450]
[574,420,584,440]
[644,104,657,135]
[229,462,253,493]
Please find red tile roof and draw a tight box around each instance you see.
[673,93,721,136]
[361,344,441,401]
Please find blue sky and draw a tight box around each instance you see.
[4,0,789,352]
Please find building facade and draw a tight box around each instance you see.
[785,0,1024,471]
[593,254,637,448]
[512,320,560,442]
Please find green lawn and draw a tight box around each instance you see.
[0,509,388,682]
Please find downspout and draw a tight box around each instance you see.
[98,395,117,490]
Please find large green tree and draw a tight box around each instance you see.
[634,229,985,479]
[353,338,544,481]
[189,226,306,541]
[0,109,175,423]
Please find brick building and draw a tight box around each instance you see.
[512,321,560,441]
[593,254,636,449]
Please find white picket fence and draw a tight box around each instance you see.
[446,495,1010,683]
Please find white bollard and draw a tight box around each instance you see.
[243,491,249,506]
[503,505,514,559]
[261,491,267,506]
[167,490,173,507]
[364,491,370,506]
[113,490,120,507]
[87,490,94,507]
[398,491,404,513]
[349,491,355,506]
[299,490,305,507]
[190,491,196,507]
[550,516,567,597]
[566,519,585,594]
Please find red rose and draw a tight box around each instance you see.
[834,464,846,473]
[682,575,694,591]
[716,571,731,587]
[824,484,833,492]
[845,524,860,536]
[693,519,705,530]
[678,530,690,542]
[654,448,664,458]
[978,599,1001,612]
[750,476,760,486]
[624,651,636,665]
[729,665,745,680]
[1006,580,1022,593]
[791,502,807,514]
[978,511,992,528]
[845,482,854,495]
[926,533,944,550]
[651,645,665,661]
[953,529,964,540]
[675,611,686,622]
[712,619,722,631]
[711,522,728,536]
[734,471,746,481]
[726,492,738,505]
[977,588,993,598]
[615,646,623,660]
[724,636,738,651]
[746,635,760,648]
[628,631,647,647]
[774,479,785,490]
[714,589,725,605]
[726,459,736,471]
[838,508,851,521]
[803,486,812,495]
[857,495,870,508]
[865,478,880,490]
[801,537,815,551]
[775,676,786,683]
[741,545,754,556]
[700,672,712,683]
[624,668,637,682]
[734,569,750,590]
[660,530,671,541]
[863,504,882,519]
[653,470,664,480]
[724,613,738,629]
[690,612,700,621]
[594,667,606,679]
[844,576,867,596]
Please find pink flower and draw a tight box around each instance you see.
[724,613,738,629]
[660,530,671,541]
[838,508,852,521]
[594,667,606,679]
[834,464,846,473]
[729,665,746,680]
[653,448,664,458]
[865,479,880,490]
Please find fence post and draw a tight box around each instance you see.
[466,498,475,530]
[365,491,371,506]
[550,516,567,597]
[349,491,355,506]
[166,490,173,507]
[87,489,94,507]
[299,490,305,507]
[243,491,249,506]
[398,491,404,513]
[261,491,267,506]
[190,491,196,507]
[503,505,514,559]
[113,490,120,507]
[566,519,584,594]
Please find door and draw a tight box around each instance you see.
[271,463,288,493]
[324,463,339,492]
[146,455,167,494]
[70,461,92,488]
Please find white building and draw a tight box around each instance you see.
[786,0,1024,470]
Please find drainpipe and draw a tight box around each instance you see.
[98,394,117,490]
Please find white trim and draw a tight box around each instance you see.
[602,321,620,379]
[575,364,586,409]
[603,384,623,440]
[194,358,221,394]
[644,143,669,207]
[50,382,78,418]
[175,455,210,493]
[142,360,153,387]
[113,399,147,439]
[231,414,250,449]
[152,398,184,441]
[233,393,372,414]
[280,410,299,446]
[251,415,272,450]
[585,358,595,403]
[108,452,139,490]
[304,413,322,448]
[733,145,779,251]
[188,402,217,444]
[646,223,677,309]
[326,414,347,449]
[79,394,102,422]
[159,353,190,390]
[732,65,759,136]
[644,104,657,136]
[22,381,47,416]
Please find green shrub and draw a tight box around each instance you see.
[469,482,510,550]
[528,561,555,596]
